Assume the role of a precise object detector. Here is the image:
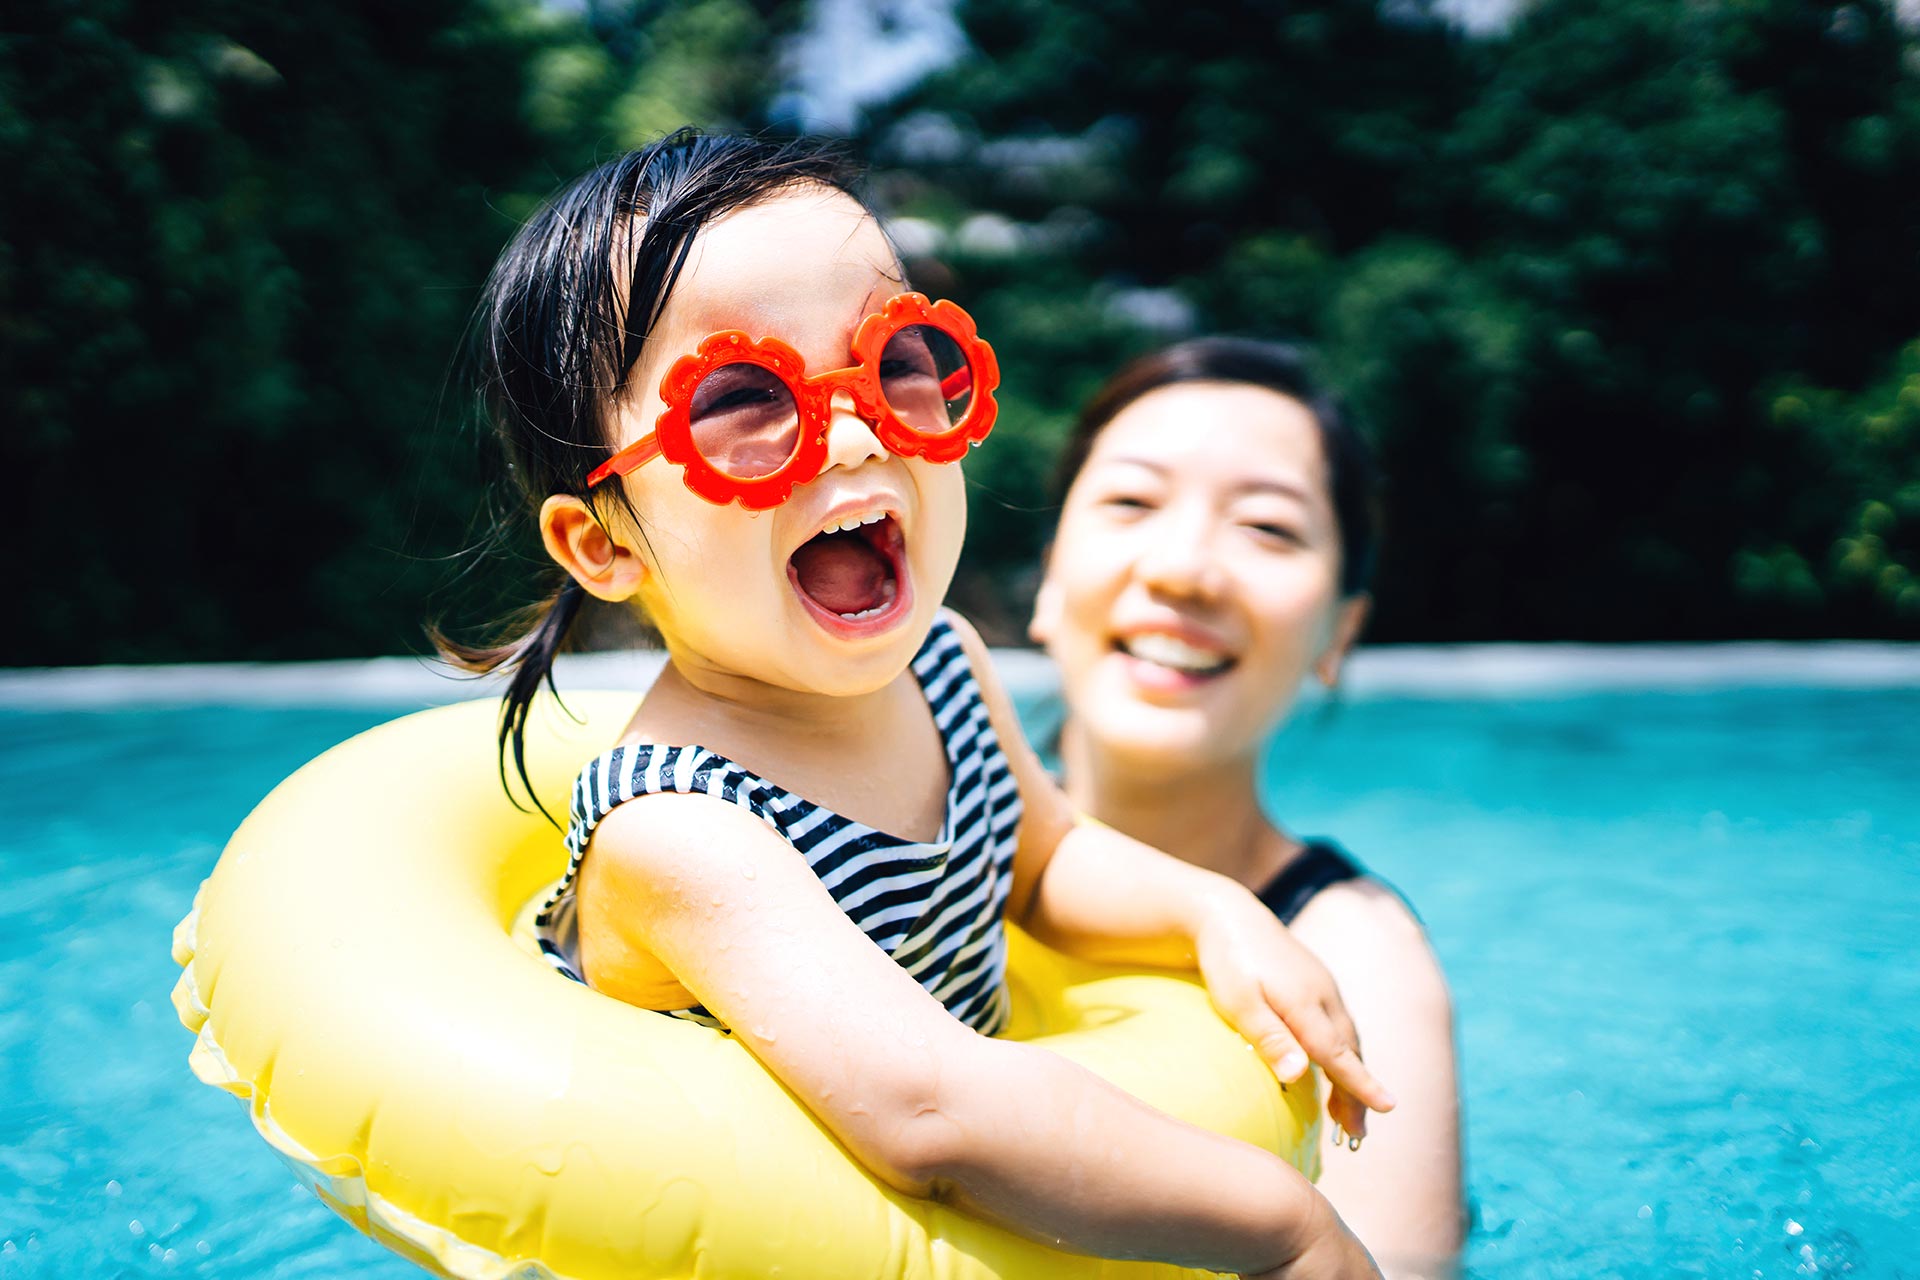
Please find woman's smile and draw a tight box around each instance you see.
[1107,618,1242,696]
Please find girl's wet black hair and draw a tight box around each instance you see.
[433,129,862,816]
[1053,336,1379,597]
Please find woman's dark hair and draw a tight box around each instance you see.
[435,129,862,813]
[1054,336,1379,598]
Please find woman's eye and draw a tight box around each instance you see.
[1246,521,1305,545]
[1101,495,1154,513]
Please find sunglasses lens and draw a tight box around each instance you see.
[688,362,800,480]
[879,324,974,435]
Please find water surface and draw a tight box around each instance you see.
[2,685,1915,1277]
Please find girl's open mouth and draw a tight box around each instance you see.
[788,514,912,637]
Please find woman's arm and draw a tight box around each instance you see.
[1292,883,1465,1280]
[579,791,1377,1278]
[941,614,1394,1131]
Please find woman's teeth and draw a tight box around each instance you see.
[1121,634,1233,675]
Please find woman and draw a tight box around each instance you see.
[1032,337,1465,1279]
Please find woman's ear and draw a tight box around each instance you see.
[1314,593,1372,688]
[1028,543,1062,646]
[539,494,647,602]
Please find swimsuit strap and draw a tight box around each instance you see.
[1256,839,1364,925]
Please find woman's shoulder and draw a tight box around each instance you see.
[1288,859,1453,1016]
[1298,874,1429,947]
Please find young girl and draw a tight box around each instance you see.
[446,130,1392,1279]
[1031,340,1465,1277]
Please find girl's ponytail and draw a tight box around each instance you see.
[432,576,588,821]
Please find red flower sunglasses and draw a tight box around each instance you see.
[586,293,1000,510]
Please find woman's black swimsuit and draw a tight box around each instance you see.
[1255,839,1365,925]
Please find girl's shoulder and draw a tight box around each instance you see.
[911,606,973,679]
[566,739,794,865]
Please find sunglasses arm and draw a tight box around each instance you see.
[585,433,664,490]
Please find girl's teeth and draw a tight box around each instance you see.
[837,605,888,621]
[827,512,888,534]
[1122,633,1232,674]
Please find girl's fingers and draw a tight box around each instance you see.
[1213,981,1313,1082]
[1327,1086,1369,1144]
[1306,1037,1396,1115]
[1262,986,1397,1114]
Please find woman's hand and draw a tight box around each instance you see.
[1192,888,1397,1142]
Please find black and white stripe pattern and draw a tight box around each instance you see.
[534,611,1023,1034]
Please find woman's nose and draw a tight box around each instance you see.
[1134,512,1226,601]
[820,391,888,473]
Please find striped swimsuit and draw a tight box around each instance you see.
[534,611,1024,1034]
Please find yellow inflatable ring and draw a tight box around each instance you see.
[171,694,1319,1280]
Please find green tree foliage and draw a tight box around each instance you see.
[864,0,1920,640]
[1,0,795,663]
[6,0,1916,659]
[1757,341,1920,625]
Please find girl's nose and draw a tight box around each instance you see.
[820,391,888,473]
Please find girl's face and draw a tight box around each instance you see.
[1034,381,1367,773]
[604,188,967,696]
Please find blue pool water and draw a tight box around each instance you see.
[2,683,1916,1277]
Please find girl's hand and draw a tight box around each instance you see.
[929,615,1395,1137]
[1243,1188,1382,1280]
[1193,891,1397,1142]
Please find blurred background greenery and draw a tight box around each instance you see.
[4,0,1917,663]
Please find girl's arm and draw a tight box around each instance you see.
[579,792,1377,1278]
[1291,884,1465,1279]
[942,615,1395,1135]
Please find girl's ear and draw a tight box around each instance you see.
[539,494,648,602]
[1314,594,1372,688]
[1028,543,1062,646]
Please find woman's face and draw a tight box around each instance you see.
[600,187,968,697]
[1034,380,1367,773]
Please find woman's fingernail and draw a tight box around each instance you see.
[1276,1052,1308,1080]
[1377,1089,1398,1109]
